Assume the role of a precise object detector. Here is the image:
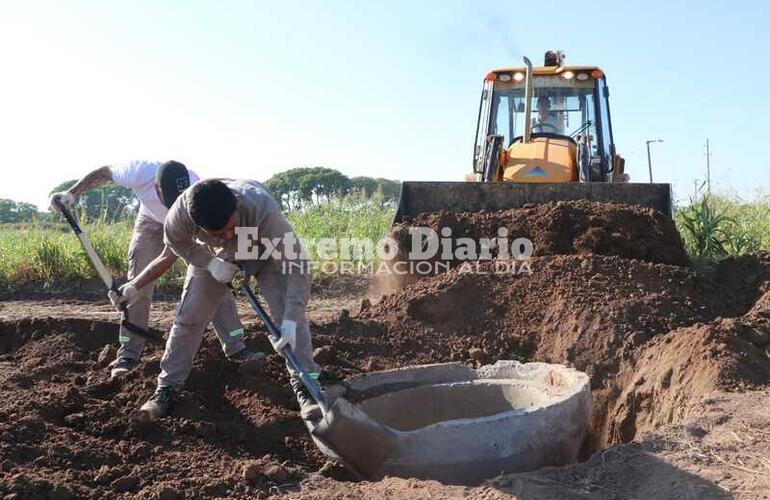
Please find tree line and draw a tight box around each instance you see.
[265,167,400,210]
[0,167,400,223]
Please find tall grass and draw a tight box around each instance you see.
[2,192,765,295]
[0,196,396,294]
[286,194,395,264]
[675,194,770,260]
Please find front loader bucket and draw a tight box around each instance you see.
[394,181,673,223]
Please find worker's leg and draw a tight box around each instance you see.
[156,266,230,388]
[256,262,321,375]
[210,292,248,357]
[116,215,164,361]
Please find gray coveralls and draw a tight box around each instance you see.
[117,213,249,362]
[158,180,320,388]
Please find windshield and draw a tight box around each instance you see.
[489,77,598,153]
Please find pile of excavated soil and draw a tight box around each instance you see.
[383,200,688,290]
[0,317,327,499]
[319,253,770,453]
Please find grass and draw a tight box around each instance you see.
[286,194,395,264]
[675,194,770,260]
[2,192,767,295]
[0,196,396,295]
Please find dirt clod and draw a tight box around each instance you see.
[313,345,335,365]
[264,463,290,483]
[110,475,140,492]
[242,461,261,482]
[97,344,117,366]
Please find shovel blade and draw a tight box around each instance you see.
[309,397,398,480]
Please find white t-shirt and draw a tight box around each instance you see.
[532,113,564,134]
[110,160,199,224]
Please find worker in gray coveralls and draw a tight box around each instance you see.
[138,179,322,420]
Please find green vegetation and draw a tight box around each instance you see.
[0,199,40,224]
[286,194,396,264]
[266,167,399,210]
[0,195,396,295]
[2,181,768,296]
[675,194,770,260]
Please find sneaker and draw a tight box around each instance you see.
[109,357,139,379]
[290,376,323,421]
[227,348,266,365]
[139,386,180,419]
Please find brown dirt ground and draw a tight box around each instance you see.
[1,201,770,499]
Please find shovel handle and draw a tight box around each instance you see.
[57,203,164,345]
[239,283,328,412]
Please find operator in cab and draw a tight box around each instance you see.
[532,95,564,134]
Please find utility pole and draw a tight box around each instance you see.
[704,138,712,194]
[646,139,664,182]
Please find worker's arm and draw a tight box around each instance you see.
[108,245,178,311]
[131,245,178,291]
[50,166,114,211]
[257,203,310,324]
[66,166,114,197]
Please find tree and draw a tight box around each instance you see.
[50,180,137,222]
[350,176,401,202]
[0,199,40,223]
[266,167,351,209]
[265,168,401,210]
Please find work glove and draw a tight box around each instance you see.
[49,191,76,213]
[207,257,240,284]
[270,319,297,354]
[108,282,138,312]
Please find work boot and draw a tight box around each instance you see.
[139,386,180,419]
[109,357,139,379]
[227,348,267,365]
[290,376,323,421]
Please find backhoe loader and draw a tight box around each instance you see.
[394,51,672,222]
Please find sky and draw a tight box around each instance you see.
[1,0,768,210]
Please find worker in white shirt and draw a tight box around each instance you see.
[49,161,264,379]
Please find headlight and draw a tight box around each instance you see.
[498,73,512,82]
[576,73,589,81]
[513,72,525,82]
[562,71,575,80]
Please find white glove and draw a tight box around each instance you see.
[271,320,297,354]
[50,191,76,213]
[108,283,138,311]
[207,257,239,283]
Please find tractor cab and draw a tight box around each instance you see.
[473,51,624,183]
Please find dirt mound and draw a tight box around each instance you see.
[0,317,328,499]
[384,200,689,290]
[320,253,770,452]
[1,252,769,497]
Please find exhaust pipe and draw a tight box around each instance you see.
[523,56,534,143]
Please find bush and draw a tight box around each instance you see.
[675,194,769,260]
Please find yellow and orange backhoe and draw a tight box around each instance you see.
[394,51,672,221]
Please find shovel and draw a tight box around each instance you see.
[238,281,397,479]
[55,201,163,344]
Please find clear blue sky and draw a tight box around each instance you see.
[1,0,768,210]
